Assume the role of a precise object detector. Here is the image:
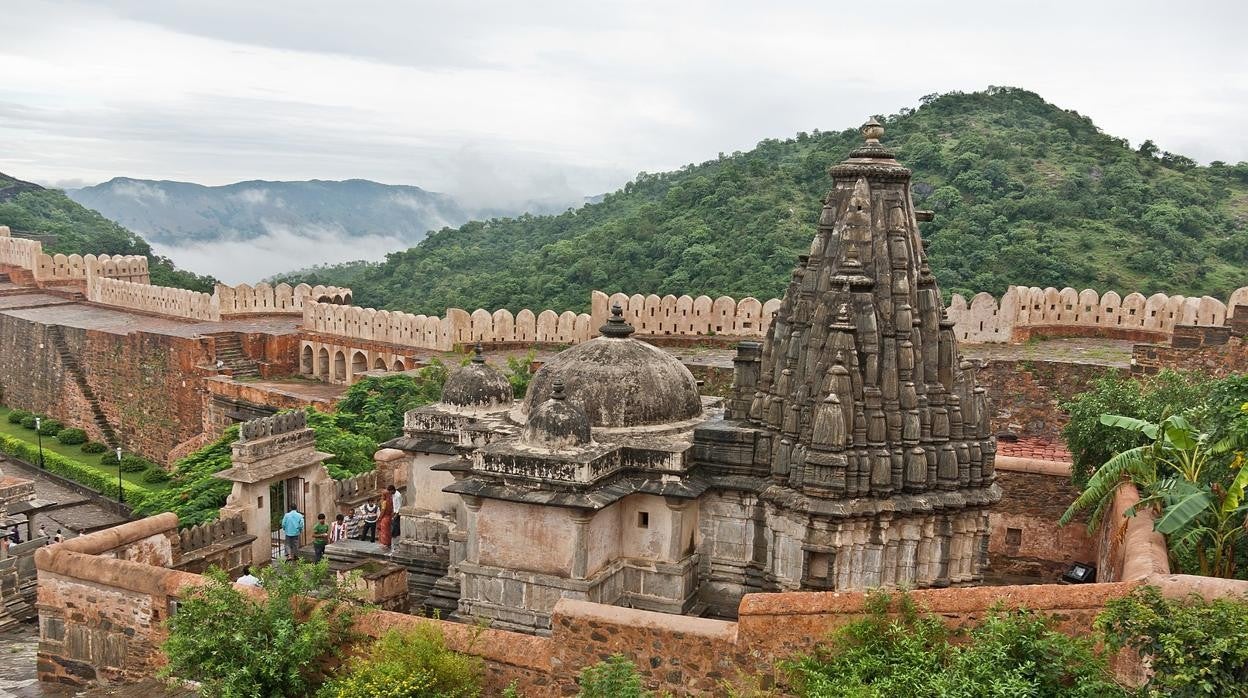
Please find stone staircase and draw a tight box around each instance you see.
[47,324,119,448]
[211,332,260,379]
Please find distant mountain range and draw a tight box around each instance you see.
[66,178,469,247]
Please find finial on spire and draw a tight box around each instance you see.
[862,117,884,144]
[599,303,636,338]
[551,379,567,400]
[472,342,486,363]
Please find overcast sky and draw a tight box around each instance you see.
[2,0,1246,204]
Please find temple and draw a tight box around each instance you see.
[353,119,1001,633]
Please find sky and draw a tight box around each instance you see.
[2,0,1246,206]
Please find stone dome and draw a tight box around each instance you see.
[519,306,702,428]
[522,380,592,450]
[441,344,513,409]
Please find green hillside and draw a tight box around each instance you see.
[274,87,1248,315]
[0,173,216,291]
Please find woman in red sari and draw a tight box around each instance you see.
[377,493,394,549]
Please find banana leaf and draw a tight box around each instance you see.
[1154,482,1211,535]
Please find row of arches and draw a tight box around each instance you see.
[299,341,408,385]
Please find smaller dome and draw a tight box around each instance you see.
[441,344,513,409]
[522,380,591,450]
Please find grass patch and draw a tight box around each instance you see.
[0,405,168,492]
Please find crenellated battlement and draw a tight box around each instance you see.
[947,285,1248,343]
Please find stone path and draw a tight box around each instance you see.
[0,622,76,698]
[0,457,126,536]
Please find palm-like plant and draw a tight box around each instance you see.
[1060,413,1248,578]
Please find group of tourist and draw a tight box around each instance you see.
[278,484,404,563]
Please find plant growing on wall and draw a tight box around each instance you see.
[780,590,1125,697]
[506,350,536,399]
[1096,585,1248,697]
[163,561,360,698]
[576,655,650,698]
[316,624,483,698]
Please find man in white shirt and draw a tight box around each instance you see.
[388,485,403,538]
[236,566,261,587]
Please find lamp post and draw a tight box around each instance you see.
[115,447,123,506]
[34,417,45,469]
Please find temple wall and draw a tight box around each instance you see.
[947,285,1248,344]
[476,500,576,577]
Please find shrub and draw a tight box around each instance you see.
[0,433,149,507]
[20,415,38,429]
[782,591,1126,697]
[163,562,360,698]
[1061,370,1210,486]
[80,441,107,454]
[55,428,87,445]
[7,409,31,424]
[577,655,648,698]
[141,467,171,484]
[507,350,536,399]
[318,625,483,698]
[36,419,62,436]
[1097,585,1248,697]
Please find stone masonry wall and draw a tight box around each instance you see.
[1132,335,1248,378]
[976,359,1121,439]
[0,314,208,463]
[989,458,1093,581]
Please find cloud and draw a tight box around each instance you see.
[109,180,168,204]
[0,0,1246,201]
[151,220,403,283]
[229,188,270,205]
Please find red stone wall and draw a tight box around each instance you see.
[976,359,1121,439]
[989,459,1094,581]
[0,315,209,464]
[1011,324,1168,344]
[1132,336,1248,378]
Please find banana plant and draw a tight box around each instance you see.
[1060,412,1248,578]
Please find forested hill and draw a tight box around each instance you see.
[0,173,216,291]
[286,86,1244,315]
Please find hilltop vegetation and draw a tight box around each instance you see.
[273,88,1248,315]
[0,173,216,291]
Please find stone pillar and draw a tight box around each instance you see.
[664,498,692,560]
[728,341,763,420]
[570,509,593,579]
[463,496,482,564]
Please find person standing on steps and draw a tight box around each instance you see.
[388,484,402,539]
[312,513,329,562]
[280,504,305,561]
[360,500,379,542]
[329,513,348,544]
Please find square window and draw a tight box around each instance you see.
[1006,527,1022,546]
[637,511,649,528]
[257,496,263,508]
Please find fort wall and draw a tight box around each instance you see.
[947,285,1247,344]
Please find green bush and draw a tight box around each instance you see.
[7,409,31,424]
[55,428,87,445]
[577,655,648,698]
[141,467,171,484]
[782,591,1126,697]
[0,433,148,507]
[1097,585,1248,697]
[80,441,107,454]
[163,562,359,698]
[36,419,62,436]
[317,625,483,698]
[19,415,38,429]
[105,454,152,473]
[1061,370,1210,486]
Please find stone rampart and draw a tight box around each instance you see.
[37,253,149,284]
[0,227,44,273]
[948,285,1248,344]
[86,275,219,322]
[590,290,782,337]
[215,283,351,316]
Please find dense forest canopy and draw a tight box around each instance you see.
[0,173,216,291]
[274,88,1248,315]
